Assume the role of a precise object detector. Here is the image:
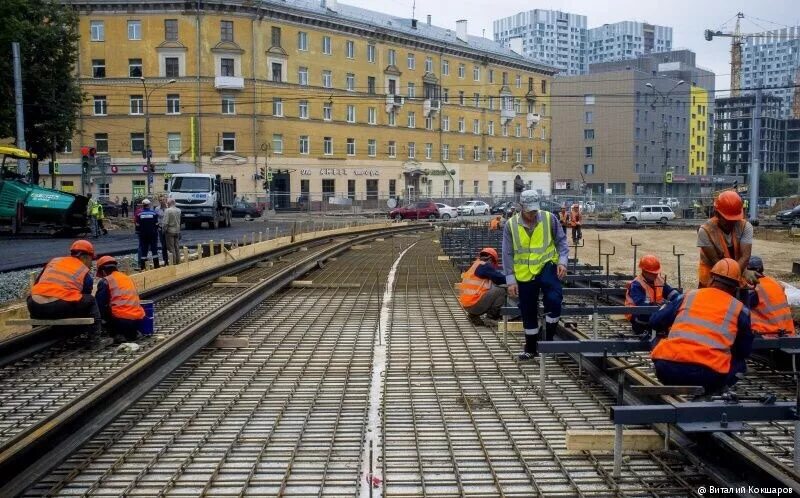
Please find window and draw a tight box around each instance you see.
[528,149,533,163]
[584,129,594,140]
[502,125,508,137]
[388,78,397,95]
[442,116,450,131]
[487,147,494,161]
[346,40,354,59]
[317,102,329,121]
[488,181,493,195]
[489,69,494,83]
[407,53,415,70]
[164,19,178,41]
[583,164,594,175]
[222,132,236,152]
[368,107,376,124]
[299,135,309,154]
[473,119,480,135]
[347,179,356,199]
[585,111,593,124]
[388,111,396,126]
[501,180,506,195]
[473,66,480,81]
[93,96,107,116]
[488,96,494,110]
[585,146,593,158]
[459,91,465,105]
[389,179,396,197]
[458,63,465,78]
[90,21,104,41]
[367,44,375,63]
[322,70,332,88]
[322,36,332,54]
[295,31,308,52]
[92,59,106,78]
[473,146,480,161]
[220,58,235,77]
[407,83,415,98]
[271,26,281,47]
[584,94,595,105]
[347,105,356,123]
[130,95,144,115]
[366,179,378,200]
[368,139,377,157]
[407,142,415,159]
[515,123,521,137]
[320,179,335,200]
[273,97,283,116]
[458,117,465,133]
[443,180,450,196]
[167,133,181,154]
[346,138,356,156]
[220,20,234,42]
[128,20,141,40]
[165,57,179,78]
[425,143,433,159]
[131,133,145,154]
[443,89,449,103]
[515,149,522,162]
[298,100,308,119]
[425,116,433,130]
[62,140,72,154]
[501,148,508,162]
[95,133,108,153]
[442,144,449,160]
[473,180,479,194]
[541,79,547,94]
[323,137,333,155]
[298,67,308,86]
[407,112,416,128]
[222,95,235,114]
[425,57,433,73]
[271,62,283,82]
[388,49,396,66]
[442,59,449,75]
[459,180,464,196]
[528,127,533,139]
[346,73,355,91]
[488,121,494,135]
[388,141,396,158]
[515,74,521,88]
[129,59,142,78]
[368,76,376,94]
[458,145,465,160]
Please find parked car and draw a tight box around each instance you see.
[232,200,263,218]
[435,203,459,220]
[98,199,120,217]
[658,197,680,209]
[776,205,800,224]
[490,201,511,215]
[622,205,675,224]
[457,200,491,216]
[619,199,636,212]
[389,201,440,220]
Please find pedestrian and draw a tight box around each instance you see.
[155,196,169,265]
[624,255,680,337]
[163,199,182,265]
[458,248,507,326]
[135,199,160,270]
[569,203,582,244]
[86,193,98,237]
[697,191,754,288]
[502,190,569,360]
[95,255,145,343]
[745,256,795,336]
[650,258,753,395]
[121,197,129,218]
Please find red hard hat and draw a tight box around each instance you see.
[714,191,744,221]
[479,247,499,263]
[638,254,661,273]
[710,258,741,285]
[70,239,95,257]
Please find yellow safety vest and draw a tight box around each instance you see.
[508,211,559,282]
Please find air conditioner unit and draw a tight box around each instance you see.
[214,146,223,154]
[169,153,180,162]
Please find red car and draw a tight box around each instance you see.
[389,201,440,220]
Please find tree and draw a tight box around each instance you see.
[0,0,82,160]
[759,171,800,198]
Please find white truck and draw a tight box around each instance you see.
[168,173,235,229]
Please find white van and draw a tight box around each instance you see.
[622,205,675,223]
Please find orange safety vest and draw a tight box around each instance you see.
[624,275,665,321]
[458,259,492,308]
[31,256,89,302]
[697,218,745,287]
[489,217,501,230]
[558,212,568,226]
[751,276,795,336]
[569,211,581,227]
[103,271,146,320]
[651,288,743,374]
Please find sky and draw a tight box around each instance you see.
[341,0,797,95]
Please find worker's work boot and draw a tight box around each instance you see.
[153,259,161,269]
[545,321,559,342]
[518,329,539,361]
[467,314,484,326]
[138,259,146,272]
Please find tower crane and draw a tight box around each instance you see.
[704,12,744,96]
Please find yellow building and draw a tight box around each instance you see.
[689,85,709,175]
[46,0,555,206]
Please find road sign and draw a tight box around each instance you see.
[665,171,673,184]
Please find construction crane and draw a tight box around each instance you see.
[704,12,744,96]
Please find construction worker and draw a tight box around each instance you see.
[458,248,507,326]
[135,199,160,270]
[27,240,106,346]
[650,258,753,394]
[502,190,569,360]
[697,191,754,288]
[489,215,502,231]
[569,203,582,244]
[625,255,680,336]
[558,206,569,231]
[95,256,146,343]
[745,256,795,336]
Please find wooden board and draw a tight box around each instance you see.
[291,281,360,289]
[5,318,95,326]
[212,337,249,348]
[211,282,253,288]
[437,256,450,261]
[498,321,524,333]
[566,429,662,452]
[375,238,385,242]
[216,276,239,283]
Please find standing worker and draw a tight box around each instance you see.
[155,196,169,266]
[697,191,754,287]
[135,199,161,270]
[650,258,753,394]
[569,203,582,244]
[121,197,130,218]
[503,190,569,360]
[489,215,502,231]
[95,256,145,343]
[458,248,507,325]
[745,256,795,336]
[625,255,680,337]
[558,206,569,232]
[162,199,182,265]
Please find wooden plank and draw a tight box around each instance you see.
[211,282,253,288]
[291,281,360,289]
[351,244,371,250]
[212,337,249,348]
[629,385,705,396]
[566,429,662,452]
[375,238,385,242]
[498,321,524,333]
[6,318,95,326]
[216,276,239,283]
[437,256,450,261]
[292,280,314,287]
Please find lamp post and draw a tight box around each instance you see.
[646,80,684,196]
[140,77,176,195]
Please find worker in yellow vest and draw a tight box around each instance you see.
[458,248,507,326]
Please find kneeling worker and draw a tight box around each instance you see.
[625,255,679,336]
[459,248,507,325]
[746,256,795,336]
[27,240,104,344]
[95,256,146,343]
[650,258,753,394]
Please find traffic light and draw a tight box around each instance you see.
[48,160,54,175]
[149,163,155,173]
[81,153,90,175]
[53,161,59,175]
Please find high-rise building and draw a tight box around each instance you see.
[493,10,587,75]
[587,22,672,65]
[741,27,800,118]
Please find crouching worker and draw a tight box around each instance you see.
[95,256,146,343]
[650,258,753,394]
[459,248,507,326]
[625,255,679,337]
[27,240,105,346]
[746,256,795,336]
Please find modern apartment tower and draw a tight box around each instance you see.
[587,22,672,65]
[741,27,800,118]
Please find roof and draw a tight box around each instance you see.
[0,146,36,160]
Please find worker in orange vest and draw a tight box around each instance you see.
[95,256,146,343]
[489,215,502,230]
[569,204,582,244]
[558,206,569,231]
[744,256,795,336]
[697,191,754,288]
[624,255,680,336]
[27,239,105,346]
[650,258,753,394]
[458,247,507,326]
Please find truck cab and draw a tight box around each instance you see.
[168,173,234,229]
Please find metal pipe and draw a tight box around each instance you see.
[12,42,27,176]
[613,424,623,478]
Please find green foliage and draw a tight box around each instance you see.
[0,0,82,159]
[759,171,800,197]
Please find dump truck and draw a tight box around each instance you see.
[168,173,235,229]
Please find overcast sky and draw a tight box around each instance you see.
[342,0,797,95]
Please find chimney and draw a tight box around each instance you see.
[509,36,523,54]
[411,18,418,29]
[427,14,432,26]
[456,19,468,42]
[321,0,337,12]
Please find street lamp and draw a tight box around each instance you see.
[140,77,176,195]
[646,80,684,196]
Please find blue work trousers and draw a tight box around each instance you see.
[517,262,563,331]
[653,358,747,395]
[138,235,159,263]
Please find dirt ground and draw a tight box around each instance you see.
[576,227,800,289]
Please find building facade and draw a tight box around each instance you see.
[46,0,555,205]
[587,22,672,66]
[741,27,800,119]
[493,10,587,76]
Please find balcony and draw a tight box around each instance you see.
[526,113,541,128]
[215,76,244,90]
[385,94,404,113]
[423,98,440,117]
[501,108,515,125]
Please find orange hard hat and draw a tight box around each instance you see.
[96,255,118,269]
[479,247,499,263]
[638,254,661,273]
[571,203,579,209]
[70,239,95,257]
[710,258,741,285]
[714,191,744,221]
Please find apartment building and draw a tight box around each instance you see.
[46,0,556,205]
[741,27,800,118]
[587,22,672,65]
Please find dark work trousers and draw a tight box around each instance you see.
[138,234,160,269]
[630,316,652,336]
[159,229,169,265]
[106,317,143,341]
[571,225,582,242]
[27,295,102,336]
[654,358,747,395]
[465,286,507,319]
[517,262,563,332]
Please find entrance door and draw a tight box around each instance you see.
[272,172,290,210]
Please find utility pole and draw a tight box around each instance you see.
[12,42,27,176]
[749,89,762,221]
[662,119,669,196]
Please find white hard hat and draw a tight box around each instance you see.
[519,190,540,212]
[142,198,151,205]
